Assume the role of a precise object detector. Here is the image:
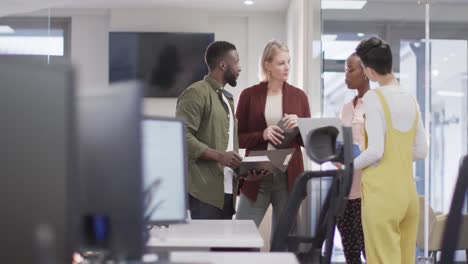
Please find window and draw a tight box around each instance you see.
[0,17,70,63]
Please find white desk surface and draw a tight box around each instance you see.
[147,220,264,249]
[144,252,299,264]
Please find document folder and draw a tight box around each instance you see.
[238,148,296,175]
[271,118,300,149]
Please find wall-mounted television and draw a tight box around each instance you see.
[109,32,214,97]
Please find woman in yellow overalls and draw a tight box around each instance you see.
[354,37,428,264]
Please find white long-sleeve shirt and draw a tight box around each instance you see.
[354,84,428,170]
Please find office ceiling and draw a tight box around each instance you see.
[369,0,467,3]
[54,0,289,10]
[1,0,467,17]
[0,0,288,17]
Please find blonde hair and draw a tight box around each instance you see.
[258,39,289,82]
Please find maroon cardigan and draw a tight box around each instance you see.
[235,81,311,201]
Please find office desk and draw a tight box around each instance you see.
[143,252,299,264]
[147,220,264,251]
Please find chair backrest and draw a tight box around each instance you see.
[416,195,437,249]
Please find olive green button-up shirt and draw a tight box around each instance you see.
[176,75,239,210]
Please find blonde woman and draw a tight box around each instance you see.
[235,40,311,234]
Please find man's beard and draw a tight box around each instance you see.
[224,67,237,87]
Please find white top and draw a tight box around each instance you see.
[147,220,264,249]
[222,93,234,194]
[354,84,428,170]
[265,94,283,150]
[339,97,364,199]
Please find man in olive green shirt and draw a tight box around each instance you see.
[176,41,242,219]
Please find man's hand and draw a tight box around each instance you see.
[219,151,242,169]
[200,149,242,169]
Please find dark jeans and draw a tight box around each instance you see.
[189,194,234,220]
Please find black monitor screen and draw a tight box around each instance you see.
[109,32,214,97]
[77,82,143,258]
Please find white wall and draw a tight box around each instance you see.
[69,8,285,117]
[286,0,321,116]
[286,0,304,89]
[285,0,322,240]
[71,11,110,92]
[246,14,286,89]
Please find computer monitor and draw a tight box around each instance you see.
[109,32,214,97]
[0,61,76,263]
[142,117,187,225]
[76,82,144,260]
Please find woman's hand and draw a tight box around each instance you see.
[263,125,284,145]
[281,114,299,129]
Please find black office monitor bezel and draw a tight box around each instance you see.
[77,82,144,258]
[0,61,76,263]
[142,116,188,225]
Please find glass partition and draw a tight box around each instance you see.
[320,0,468,262]
[429,2,468,261]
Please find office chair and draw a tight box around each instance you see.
[416,196,468,263]
[440,155,468,264]
[270,125,354,264]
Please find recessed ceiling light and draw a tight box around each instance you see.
[357,32,365,37]
[322,1,367,10]
[244,0,255,5]
[0,25,15,34]
[432,69,439,77]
